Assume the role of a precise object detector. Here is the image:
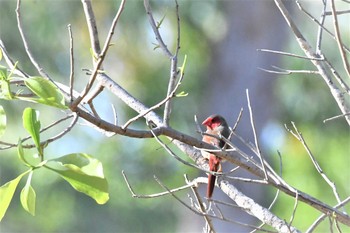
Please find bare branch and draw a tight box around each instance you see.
[307,196,350,233]
[257,48,323,61]
[219,179,301,233]
[330,0,350,78]
[67,24,75,103]
[231,108,243,133]
[288,192,299,228]
[246,89,268,180]
[258,66,319,75]
[15,0,51,80]
[122,66,184,129]
[81,0,102,57]
[71,0,126,109]
[323,112,350,123]
[122,170,196,198]
[286,122,345,212]
[315,0,327,54]
[0,39,29,78]
[0,114,77,150]
[184,174,216,233]
[143,0,173,58]
[295,0,350,54]
[274,0,350,125]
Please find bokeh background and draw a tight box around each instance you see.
[0,0,349,232]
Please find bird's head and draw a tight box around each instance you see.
[202,114,228,132]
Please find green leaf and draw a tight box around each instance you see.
[0,66,12,100]
[20,171,36,216]
[17,138,32,167]
[51,153,105,178]
[0,47,2,60]
[175,91,188,97]
[156,13,167,29]
[23,77,67,109]
[22,108,41,156]
[0,171,30,221]
[178,54,187,77]
[46,153,109,204]
[0,105,6,137]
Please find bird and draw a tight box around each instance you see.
[201,114,230,198]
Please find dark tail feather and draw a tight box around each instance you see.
[207,173,216,198]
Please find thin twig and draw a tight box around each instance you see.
[330,0,350,79]
[274,0,350,125]
[323,10,350,16]
[323,58,350,95]
[122,67,184,129]
[122,170,196,198]
[257,49,323,61]
[231,108,243,132]
[258,66,319,75]
[246,89,268,180]
[143,0,173,58]
[163,0,181,126]
[0,40,29,78]
[286,122,345,212]
[0,114,76,150]
[155,175,274,232]
[16,0,51,81]
[71,0,126,109]
[315,0,327,54]
[289,192,299,228]
[184,175,216,233]
[306,196,350,233]
[323,112,350,123]
[68,24,75,103]
[295,0,350,54]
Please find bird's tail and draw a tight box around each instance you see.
[207,173,216,198]
[207,156,220,198]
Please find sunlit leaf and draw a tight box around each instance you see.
[46,153,109,204]
[47,166,109,204]
[0,66,6,80]
[156,13,167,29]
[51,153,105,178]
[23,77,67,109]
[175,91,188,97]
[20,171,36,216]
[178,54,187,77]
[22,108,41,155]
[0,171,30,221]
[0,105,6,137]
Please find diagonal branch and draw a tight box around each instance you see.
[330,0,350,78]
[274,0,350,125]
[71,0,126,109]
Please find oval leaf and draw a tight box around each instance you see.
[24,76,67,109]
[20,171,36,216]
[46,154,109,204]
[51,153,105,178]
[46,166,109,204]
[22,108,41,151]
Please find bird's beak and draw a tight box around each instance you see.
[202,117,212,126]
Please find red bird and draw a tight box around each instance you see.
[202,114,230,198]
